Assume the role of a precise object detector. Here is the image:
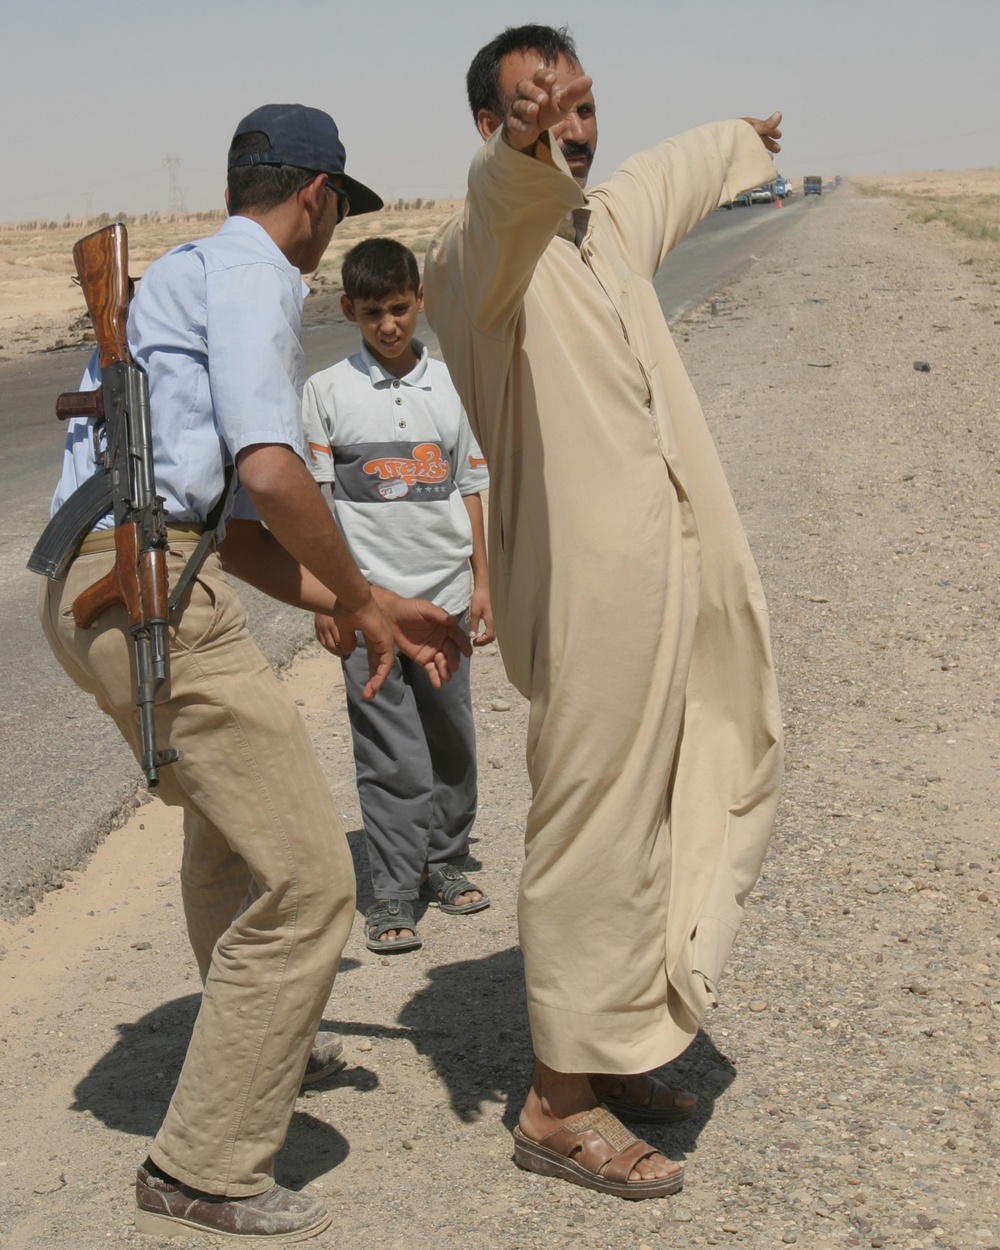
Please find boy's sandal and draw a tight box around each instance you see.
[364,899,422,953]
[420,864,491,915]
[512,1106,684,1200]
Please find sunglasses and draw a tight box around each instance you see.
[299,175,351,224]
[327,183,351,224]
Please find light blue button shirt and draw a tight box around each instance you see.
[50,215,310,532]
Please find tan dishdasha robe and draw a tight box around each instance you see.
[423,121,783,1072]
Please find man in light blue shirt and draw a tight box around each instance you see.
[39,103,469,1243]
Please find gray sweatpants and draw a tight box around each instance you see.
[341,619,477,900]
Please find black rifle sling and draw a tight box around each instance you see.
[167,462,236,614]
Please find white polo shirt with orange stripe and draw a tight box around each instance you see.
[301,339,488,615]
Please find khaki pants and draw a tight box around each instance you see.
[40,546,355,1196]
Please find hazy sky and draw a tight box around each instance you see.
[5,0,998,222]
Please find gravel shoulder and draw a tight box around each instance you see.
[1,184,998,1250]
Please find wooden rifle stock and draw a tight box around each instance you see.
[73,223,130,369]
[53,222,125,420]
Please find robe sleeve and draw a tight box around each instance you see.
[425,128,584,340]
[590,120,777,278]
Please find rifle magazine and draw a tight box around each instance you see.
[27,473,114,580]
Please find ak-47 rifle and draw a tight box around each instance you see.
[28,223,180,788]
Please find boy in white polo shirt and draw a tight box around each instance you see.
[302,238,494,953]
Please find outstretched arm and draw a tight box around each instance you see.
[592,111,784,277]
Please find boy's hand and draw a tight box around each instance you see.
[314,611,343,655]
[331,594,395,700]
[372,587,472,688]
[503,65,594,153]
[469,586,496,646]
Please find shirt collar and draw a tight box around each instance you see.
[556,207,592,248]
[358,337,432,389]
[221,214,310,297]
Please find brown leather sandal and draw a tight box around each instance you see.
[512,1106,684,1200]
[593,1073,698,1123]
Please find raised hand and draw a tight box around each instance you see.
[742,111,783,154]
[503,65,594,152]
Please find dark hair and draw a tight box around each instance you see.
[226,131,319,214]
[341,238,421,302]
[466,24,578,120]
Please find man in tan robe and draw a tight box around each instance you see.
[423,24,783,1197]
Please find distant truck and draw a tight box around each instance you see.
[803,175,823,196]
[774,175,789,198]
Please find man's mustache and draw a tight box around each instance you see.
[559,142,593,162]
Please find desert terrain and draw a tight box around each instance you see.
[1,172,999,1249]
[0,199,462,363]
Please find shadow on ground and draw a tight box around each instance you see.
[71,995,355,1187]
[386,947,737,1162]
[71,895,739,1185]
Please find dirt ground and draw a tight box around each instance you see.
[1,180,999,1250]
[853,169,1000,197]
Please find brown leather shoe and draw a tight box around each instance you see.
[301,1030,346,1088]
[135,1163,331,1242]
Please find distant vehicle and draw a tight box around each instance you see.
[732,189,752,206]
[749,182,775,204]
[774,175,788,198]
[804,175,823,196]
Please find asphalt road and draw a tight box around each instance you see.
[0,192,814,917]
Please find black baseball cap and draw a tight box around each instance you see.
[229,104,384,216]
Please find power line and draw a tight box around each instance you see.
[164,154,185,214]
[0,168,165,211]
[815,122,1000,166]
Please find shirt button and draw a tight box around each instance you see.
[392,380,401,388]
[399,420,407,428]
[395,397,402,405]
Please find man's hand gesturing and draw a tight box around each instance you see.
[742,111,783,153]
[371,588,473,689]
[503,65,594,152]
